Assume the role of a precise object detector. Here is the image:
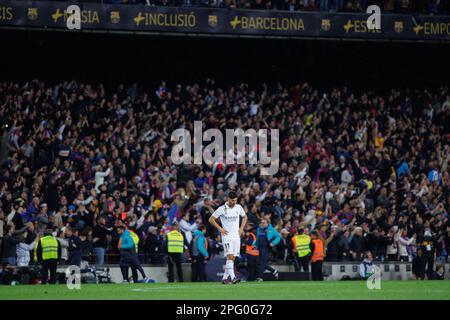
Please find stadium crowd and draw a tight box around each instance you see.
[0,79,449,281]
[26,0,450,14]
[143,0,448,14]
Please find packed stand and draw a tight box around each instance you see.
[0,79,449,282]
[23,0,450,15]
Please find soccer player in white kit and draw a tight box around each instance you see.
[209,191,247,284]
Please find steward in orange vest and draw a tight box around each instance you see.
[243,223,260,281]
[310,231,324,281]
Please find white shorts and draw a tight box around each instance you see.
[222,237,241,257]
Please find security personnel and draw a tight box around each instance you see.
[37,229,61,284]
[295,228,311,272]
[310,231,324,280]
[417,228,436,279]
[290,228,301,271]
[166,222,184,282]
[243,223,260,281]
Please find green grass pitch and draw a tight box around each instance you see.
[0,281,449,300]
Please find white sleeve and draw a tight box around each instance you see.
[25,241,36,251]
[359,263,365,278]
[178,219,188,232]
[399,237,414,246]
[95,168,110,179]
[238,205,246,217]
[74,196,93,206]
[212,206,223,218]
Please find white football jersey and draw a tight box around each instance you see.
[212,203,246,239]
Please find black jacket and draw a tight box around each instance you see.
[326,235,340,257]
[144,233,162,256]
[350,235,366,257]
[92,225,111,248]
[68,235,82,255]
[412,254,427,279]
[2,234,20,258]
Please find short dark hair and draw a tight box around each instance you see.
[228,190,238,199]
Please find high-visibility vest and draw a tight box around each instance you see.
[130,230,139,253]
[33,239,39,262]
[291,236,297,252]
[245,233,259,256]
[311,239,324,262]
[40,236,59,261]
[167,231,184,253]
[295,234,311,258]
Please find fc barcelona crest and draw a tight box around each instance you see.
[27,8,38,21]
[321,19,331,32]
[394,21,404,33]
[110,11,120,24]
[208,15,218,28]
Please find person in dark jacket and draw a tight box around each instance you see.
[417,229,436,279]
[92,216,112,268]
[412,247,427,280]
[0,263,16,285]
[79,228,92,264]
[2,223,20,266]
[44,175,59,214]
[191,225,209,282]
[275,229,290,261]
[144,226,163,263]
[66,226,82,266]
[338,229,351,261]
[10,207,25,232]
[325,226,340,261]
[365,227,381,259]
[350,227,365,261]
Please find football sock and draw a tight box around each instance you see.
[222,261,229,280]
[227,259,235,279]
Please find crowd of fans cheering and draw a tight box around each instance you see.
[0,79,449,279]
